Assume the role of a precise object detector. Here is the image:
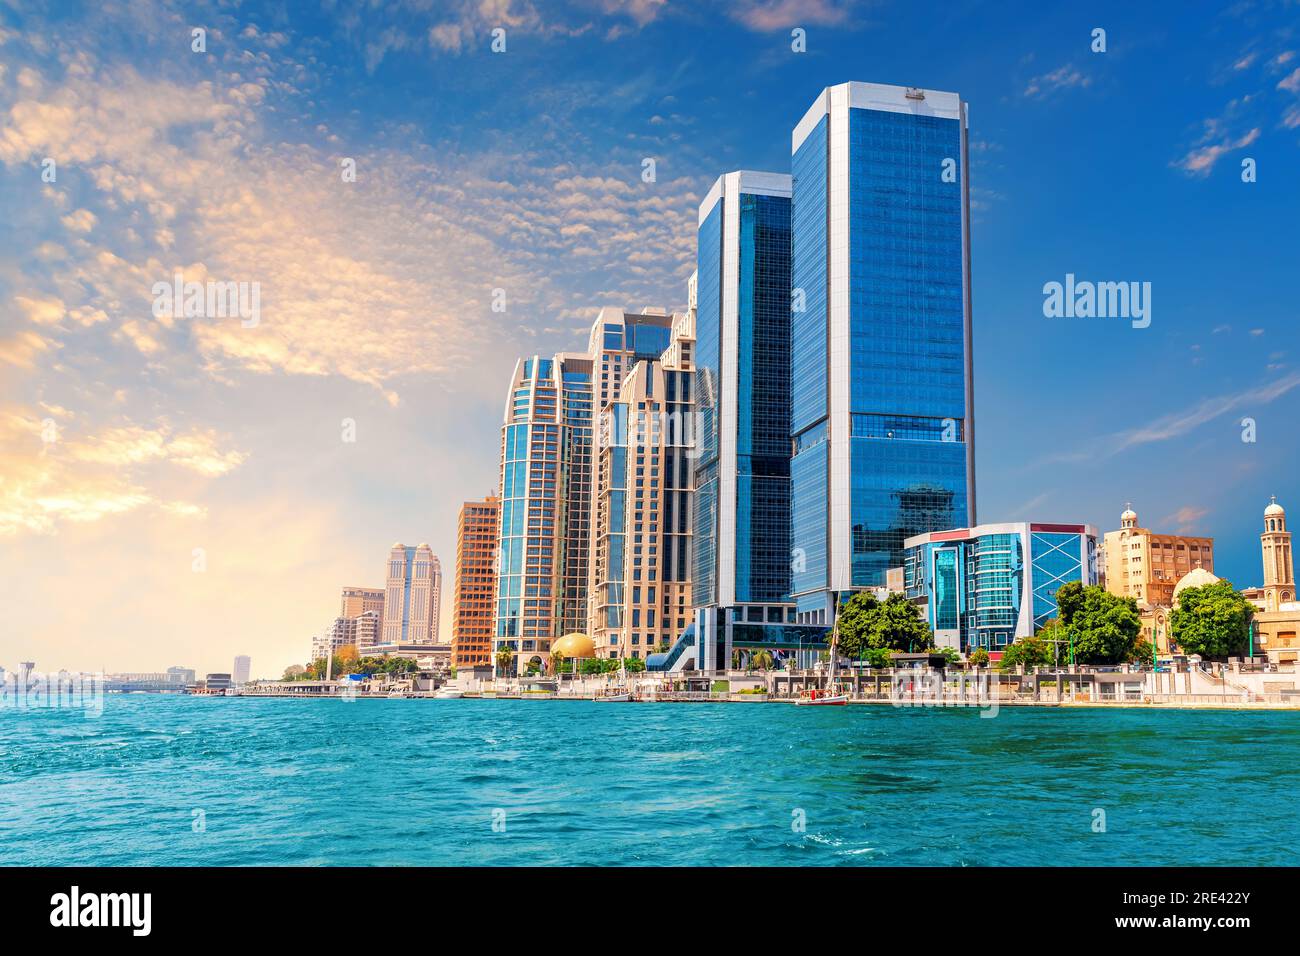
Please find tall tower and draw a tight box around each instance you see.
[452,495,500,668]
[693,171,793,612]
[789,82,974,625]
[1261,497,1294,612]
[382,543,439,644]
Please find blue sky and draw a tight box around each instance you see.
[2,0,1298,675]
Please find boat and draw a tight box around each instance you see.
[795,615,849,706]
[595,692,633,702]
[434,688,463,699]
[386,691,407,698]
[795,691,848,706]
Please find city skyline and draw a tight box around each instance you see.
[3,1,1299,676]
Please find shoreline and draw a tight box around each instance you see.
[211,691,1300,712]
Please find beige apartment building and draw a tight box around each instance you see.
[1103,506,1214,654]
[340,586,384,620]
[589,309,695,660]
[452,495,499,669]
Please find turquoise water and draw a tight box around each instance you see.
[2,696,1297,866]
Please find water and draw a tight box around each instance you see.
[1,696,1296,866]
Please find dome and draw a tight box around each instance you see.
[1173,567,1221,605]
[1265,498,1285,517]
[551,633,596,659]
[1121,508,1137,521]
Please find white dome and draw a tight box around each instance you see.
[1265,499,1285,517]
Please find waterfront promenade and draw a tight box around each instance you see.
[235,659,1300,709]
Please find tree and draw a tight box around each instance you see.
[864,647,894,668]
[934,646,961,666]
[551,651,567,676]
[967,647,990,668]
[282,664,306,681]
[999,636,1054,671]
[750,649,774,672]
[1170,580,1254,659]
[1130,638,1154,667]
[495,647,515,678]
[624,656,646,673]
[836,591,933,659]
[835,590,880,661]
[1052,583,1142,665]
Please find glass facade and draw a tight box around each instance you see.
[903,524,1097,653]
[735,192,791,603]
[791,89,971,618]
[691,179,793,610]
[692,203,722,608]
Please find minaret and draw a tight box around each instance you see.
[1121,504,1138,530]
[1261,497,1294,612]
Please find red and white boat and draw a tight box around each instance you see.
[795,618,849,705]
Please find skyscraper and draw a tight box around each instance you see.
[494,355,587,674]
[789,82,975,625]
[232,655,251,685]
[382,543,441,645]
[589,310,695,659]
[452,494,500,668]
[693,171,794,619]
[494,311,675,676]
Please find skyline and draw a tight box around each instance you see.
[3,1,1299,677]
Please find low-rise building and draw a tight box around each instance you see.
[903,521,1100,655]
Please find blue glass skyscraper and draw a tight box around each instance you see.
[692,171,814,670]
[790,82,976,625]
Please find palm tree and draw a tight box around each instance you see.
[751,649,774,672]
[495,647,514,678]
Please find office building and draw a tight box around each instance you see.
[691,171,798,660]
[382,543,441,645]
[903,522,1099,654]
[452,495,500,668]
[232,655,251,685]
[789,82,975,626]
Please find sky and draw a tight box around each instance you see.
[1,0,1298,679]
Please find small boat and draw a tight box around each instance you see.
[596,692,632,702]
[795,617,849,706]
[434,688,463,699]
[795,693,848,706]
[386,691,407,698]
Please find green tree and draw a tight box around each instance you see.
[1052,583,1142,665]
[836,591,933,659]
[999,636,1054,671]
[282,664,306,681]
[934,646,961,666]
[750,649,774,672]
[835,590,878,660]
[551,651,567,676]
[967,647,990,668]
[864,647,894,668]
[1130,638,1154,667]
[495,647,515,678]
[624,656,646,673]
[1170,580,1254,659]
